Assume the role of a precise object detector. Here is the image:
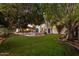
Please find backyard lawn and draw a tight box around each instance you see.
[0,34,79,56]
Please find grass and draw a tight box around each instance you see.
[0,34,79,56]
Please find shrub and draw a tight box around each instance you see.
[0,27,10,38]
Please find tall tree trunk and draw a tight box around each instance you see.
[78,26,79,40]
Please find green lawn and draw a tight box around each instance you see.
[0,34,79,56]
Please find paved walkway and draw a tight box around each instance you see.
[14,32,45,36]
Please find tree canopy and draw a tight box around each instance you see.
[0,3,79,32]
[0,4,45,29]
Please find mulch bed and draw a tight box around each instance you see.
[0,37,6,45]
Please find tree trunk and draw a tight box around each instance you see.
[78,26,79,40]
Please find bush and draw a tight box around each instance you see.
[0,27,10,37]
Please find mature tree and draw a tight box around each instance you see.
[0,4,44,30]
[40,4,65,34]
